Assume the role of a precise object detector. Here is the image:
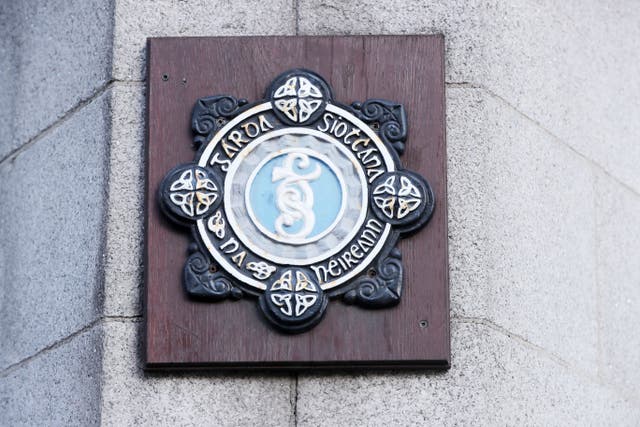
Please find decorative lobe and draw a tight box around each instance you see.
[273,77,322,123]
[270,72,328,124]
[351,99,408,155]
[369,170,434,234]
[160,165,221,223]
[183,249,242,301]
[273,77,297,98]
[191,95,248,147]
[344,247,403,308]
[260,269,327,333]
[168,169,218,217]
[372,174,422,220]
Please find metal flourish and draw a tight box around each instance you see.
[183,249,242,301]
[344,247,403,308]
[191,95,248,147]
[351,99,408,155]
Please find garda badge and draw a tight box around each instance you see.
[159,69,435,333]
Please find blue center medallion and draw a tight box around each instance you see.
[246,148,345,245]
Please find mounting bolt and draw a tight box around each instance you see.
[419,320,428,328]
[162,73,169,81]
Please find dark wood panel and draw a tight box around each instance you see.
[145,35,449,369]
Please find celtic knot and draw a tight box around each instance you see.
[373,175,423,220]
[168,169,218,217]
[273,76,323,123]
[246,261,277,280]
[269,270,318,317]
[207,210,225,239]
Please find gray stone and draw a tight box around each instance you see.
[0,0,114,159]
[112,0,296,81]
[100,319,294,426]
[596,172,640,400]
[0,2,19,157]
[0,324,102,427]
[0,91,110,369]
[447,87,599,375]
[103,83,145,317]
[298,0,640,193]
[297,320,640,426]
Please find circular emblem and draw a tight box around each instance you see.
[268,70,332,125]
[223,131,368,266]
[159,69,435,333]
[370,170,435,233]
[259,268,328,332]
[159,165,221,224]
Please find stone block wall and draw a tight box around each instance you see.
[1,1,639,425]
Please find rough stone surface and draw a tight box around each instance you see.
[596,172,640,400]
[298,0,640,194]
[0,92,110,369]
[100,319,294,426]
[112,0,296,81]
[0,0,113,159]
[103,83,145,317]
[447,87,599,375]
[0,2,18,157]
[0,324,103,427]
[297,320,640,426]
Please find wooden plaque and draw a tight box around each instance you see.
[145,35,449,369]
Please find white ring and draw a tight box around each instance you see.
[196,102,396,291]
[224,129,368,265]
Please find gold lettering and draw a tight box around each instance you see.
[258,114,274,132]
[209,152,231,171]
[333,122,348,138]
[221,140,238,158]
[366,218,383,233]
[350,244,364,259]
[367,168,384,183]
[340,251,358,268]
[328,259,341,277]
[231,251,246,267]
[228,130,248,148]
[317,113,333,132]
[357,148,381,167]
[311,265,329,284]
[220,237,239,254]
[351,137,370,150]
[343,129,360,145]
[240,121,260,138]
